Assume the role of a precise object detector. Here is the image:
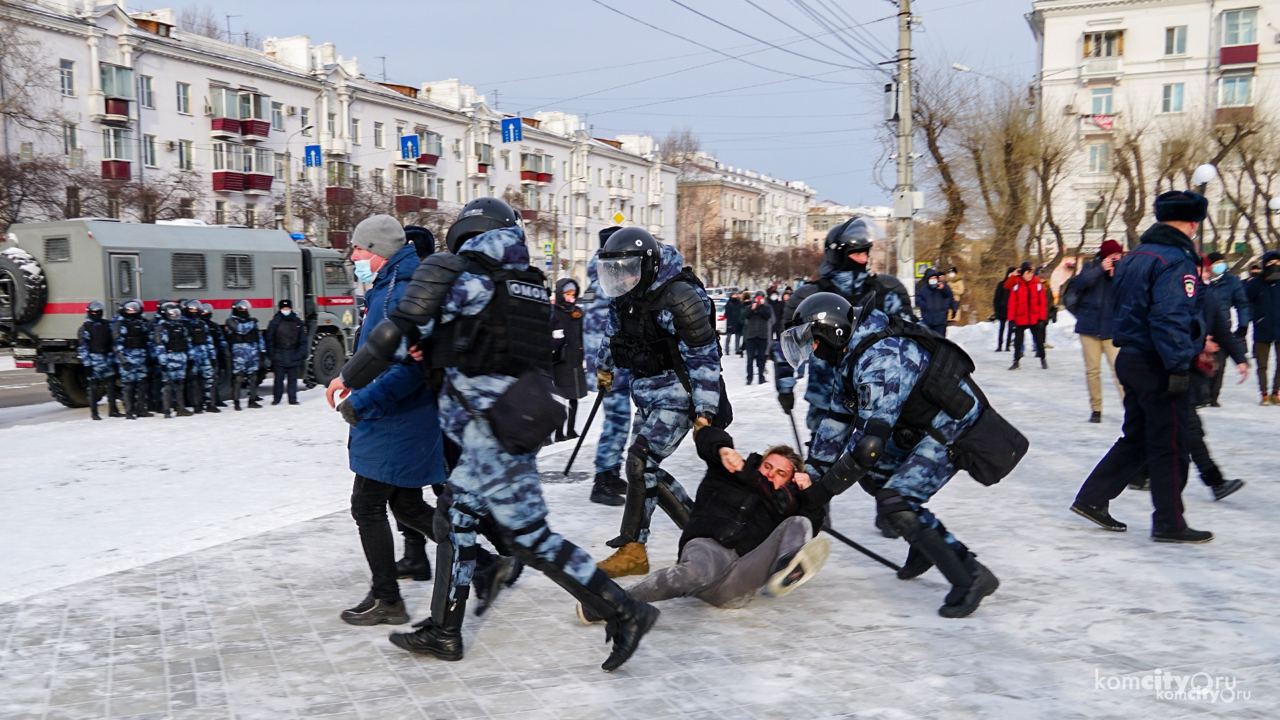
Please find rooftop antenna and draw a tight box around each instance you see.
[224,14,240,43]
[375,56,387,81]
[491,89,500,111]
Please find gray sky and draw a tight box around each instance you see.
[169,0,1037,205]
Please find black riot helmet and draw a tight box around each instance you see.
[824,216,877,272]
[160,301,182,320]
[404,225,436,260]
[231,299,252,318]
[780,292,867,368]
[86,301,105,320]
[119,299,143,318]
[598,225,622,248]
[444,197,521,253]
[181,299,202,318]
[199,302,214,319]
[596,226,661,298]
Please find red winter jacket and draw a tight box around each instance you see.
[1005,275,1048,326]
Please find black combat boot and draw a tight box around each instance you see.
[231,374,242,411]
[472,554,517,617]
[340,592,409,626]
[189,378,204,414]
[134,384,153,418]
[89,381,102,420]
[162,382,174,419]
[122,382,136,420]
[594,575,660,672]
[938,552,1000,619]
[107,382,124,417]
[395,535,432,582]
[590,471,625,506]
[389,587,468,661]
[896,546,933,580]
[174,383,194,417]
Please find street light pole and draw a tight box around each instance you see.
[283,124,314,234]
[548,175,587,283]
[893,0,916,293]
[1192,162,1217,252]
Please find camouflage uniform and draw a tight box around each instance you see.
[184,313,217,411]
[225,314,266,408]
[203,310,230,407]
[152,318,190,383]
[584,252,631,477]
[77,313,119,419]
[113,315,151,383]
[597,244,721,548]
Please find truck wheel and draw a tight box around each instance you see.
[47,364,89,408]
[0,247,49,325]
[309,334,345,387]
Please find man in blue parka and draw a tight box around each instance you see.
[915,268,957,337]
[1071,239,1124,422]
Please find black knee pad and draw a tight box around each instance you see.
[624,437,651,485]
[876,489,921,541]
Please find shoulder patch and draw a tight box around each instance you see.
[1182,274,1197,298]
[507,280,549,303]
[857,383,873,410]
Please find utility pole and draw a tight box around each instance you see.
[893,0,916,294]
[376,56,387,82]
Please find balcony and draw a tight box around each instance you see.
[210,117,241,139]
[101,160,131,181]
[1220,44,1258,68]
[240,119,270,143]
[244,174,273,194]
[1215,106,1254,126]
[1078,57,1123,81]
[327,231,349,249]
[571,179,589,195]
[520,170,538,184]
[647,192,663,206]
[101,98,130,125]
[608,185,633,200]
[471,162,490,178]
[536,172,552,185]
[571,215,588,230]
[520,209,540,222]
[416,153,440,168]
[1079,113,1118,135]
[325,139,348,156]
[212,171,245,192]
[394,195,422,214]
[421,198,438,210]
[326,186,355,205]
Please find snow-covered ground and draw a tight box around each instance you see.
[0,352,15,372]
[2,317,1277,718]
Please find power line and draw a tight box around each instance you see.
[738,0,872,67]
[808,0,895,56]
[587,67,855,117]
[787,0,891,72]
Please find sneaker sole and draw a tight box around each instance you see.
[1152,535,1214,544]
[341,612,410,627]
[387,632,463,660]
[1070,505,1126,532]
[764,537,830,597]
[1213,481,1244,502]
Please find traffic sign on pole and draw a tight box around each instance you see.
[501,117,523,143]
[400,135,419,160]
[303,145,322,168]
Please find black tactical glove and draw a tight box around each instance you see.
[339,399,361,426]
[1234,327,1248,339]
[778,391,795,414]
[1166,372,1190,397]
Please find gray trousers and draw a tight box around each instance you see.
[627,516,812,608]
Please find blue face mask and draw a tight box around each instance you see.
[1212,261,1228,276]
[353,259,376,284]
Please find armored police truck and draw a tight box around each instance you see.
[0,219,357,407]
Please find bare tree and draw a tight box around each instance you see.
[912,67,972,268]
[0,21,66,137]
[660,127,701,171]
[0,155,70,232]
[116,170,204,223]
[177,4,262,48]
[961,89,1037,267]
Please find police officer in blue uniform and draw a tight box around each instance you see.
[77,301,121,420]
[1072,191,1215,543]
[152,301,193,418]
[113,299,152,419]
[583,226,629,506]
[336,198,659,672]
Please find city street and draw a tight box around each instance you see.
[0,320,1274,719]
[0,352,54,411]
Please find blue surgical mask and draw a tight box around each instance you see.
[1212,261,1228,276]
[281,308,292,316]
[353,259,376,284]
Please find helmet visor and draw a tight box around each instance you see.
[780,322,816,369]
[598,256,643,298]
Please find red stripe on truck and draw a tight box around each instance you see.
[317,296,355,306]
[43,298,276,314]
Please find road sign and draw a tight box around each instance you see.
[543,242,553,254]
[612,212,625,224]
[303,144,322,168]
[914,261,931,279]
[400,135,419,160]
[501,117,523,143]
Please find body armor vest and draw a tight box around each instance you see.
[84,321,113,354]
[162,322,189,352]
[120,319,149,349]
[188,320,208,345]
[430,256,553,378]
[610,273,702,378]
[227,318,260,344]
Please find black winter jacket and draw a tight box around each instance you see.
[265,311,308,368]
[551,278,588,400]
[680,427,827,556]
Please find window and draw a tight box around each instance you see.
[371,168,385,192]
[395,168,424,195]
[59,59,75,96]
[274,153,286,180]
[44,237,71,262]
[502,150,512,171]
[212,142,244,171]
[1082,31,1123,58]
[1090,87,1114,115]
[351,165,361,189]
[327,113,336,135]
[62,124,77,155]
[238,93,266,121]
[175,82,191,114]
[223,254,254,289]
[172,253,208,289]
[177,140,193,170]
[1220,75,1253,107]
[1087,143,1111,174]
[299,107,311,134]
[243,204,256,228]
[106,195,121,220]
[323,261,351,290]
[142,134,157,166]
[271,102,285,131]
[423,131,443,157]
[138,75,154,108]
[474,142,492,165]
[1222,8,1257,46]
[249,148,272,175]
[178,198,193,219]
[455,181,463,202]
[1217,203,1241,229]
[350,117,361,144]
[99,64,134,99]
[373,122,385,148]
[209,87,239,119]
[101,127,131,161]
[214,200,227,224]
[327,160,352,187]
[1164,26,1187,55]
[1161,83,1184,113]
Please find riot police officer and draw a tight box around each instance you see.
[77,301,120,420]
[225,300,266,410]
[152,302,193,418]
[182,299,218,413]
[594,227,723,578]
[786,292,1025,618]
[113,299,152,419]
[201,303,230,409]
[583,226,628,506]
[336,198,659,672]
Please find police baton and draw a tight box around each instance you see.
[786,410,804,453]
[563,390,606,476]
[824,525,902,573]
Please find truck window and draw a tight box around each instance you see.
[323,261,352,293]
[223,254,254,289]
[173,253,207,289]
[44,237,71,262]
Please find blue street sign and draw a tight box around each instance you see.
[501,117,523,143]
[303,144,322,168]
[400,135,419,160]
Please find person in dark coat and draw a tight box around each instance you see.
[743,291,774,385]
[551,277,588,441]
[1072,190,1214,544]
[1246,251,1280,405]
[265,298,308,404]
[334,215,447,625]
[992,267,1016,351]
[1201,252,1250,406]
[1072,239,1124,422]
[724,293,745,356]
[915,268,958,337]
[1182,286,1249,501]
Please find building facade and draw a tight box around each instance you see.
[1029,0,1279,252]
[0,0,676,284]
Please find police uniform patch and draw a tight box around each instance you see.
[1182,274,1197,298]
[857,383,873,409]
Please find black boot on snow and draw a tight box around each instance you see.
[1152,526,1214,544]
[340,592,409,626]
[1070,502,1127,532]
[590,472,625,506]
[472,556,517,617]
[1008,359,1020,370]
[554,428,567,443]
[389,589,467,661]
[897,546,933,580]
[204,402,221,414]
[395,540,432,582]
[938,555,1000,619]
[601,598,660,672]
[1212,479,1245,501]
[1040,357,1048,369]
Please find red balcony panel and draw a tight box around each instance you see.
[476,163,489,176]
[244,174,273,192]
[394,195,421,214]
[420,198,439,210]
[416,153,440,167]
[326,186,355,205]
[212,171,245,192]
[103,97,130,121]
[520,209,540,221]
[1220,44,1258,66]
[240,119,270,140]
[328,231,349,249]
[520,170,538,183]
[1215,106,1254,126]
[536,172,552,185]
[211,117,242,135]
[101,160,131,181]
